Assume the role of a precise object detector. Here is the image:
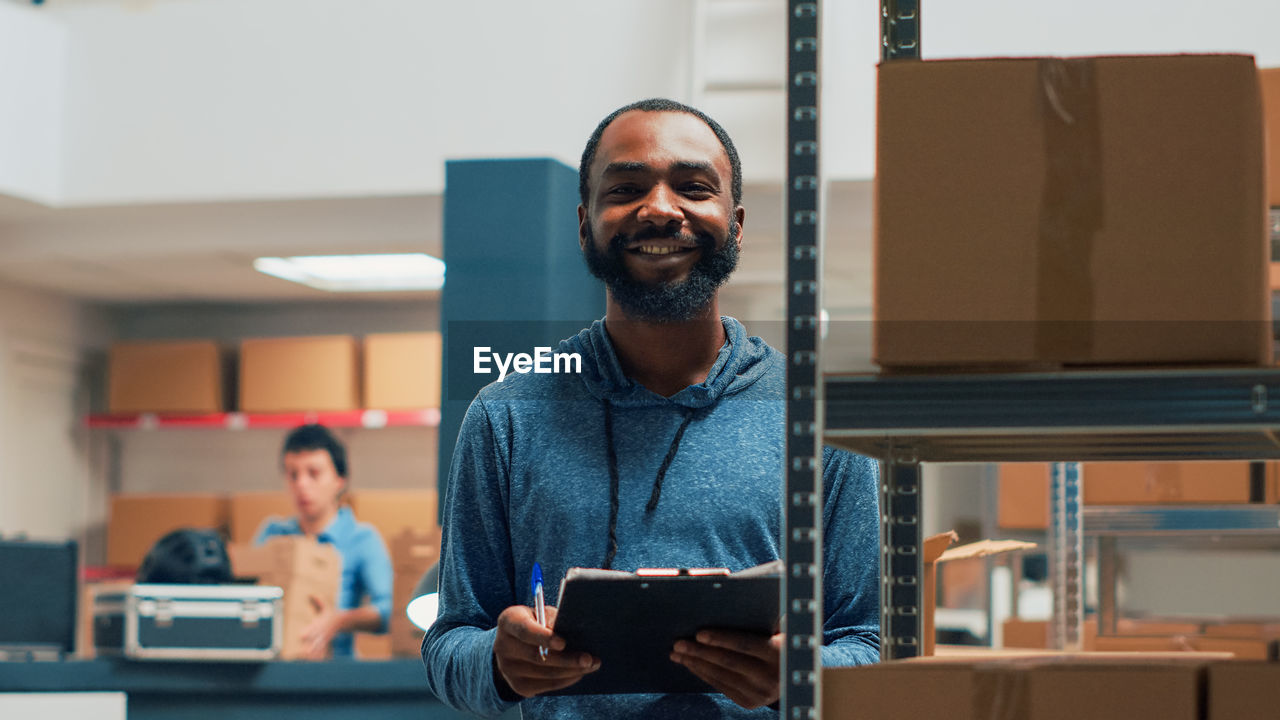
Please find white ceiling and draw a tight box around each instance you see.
[0,181,874,312]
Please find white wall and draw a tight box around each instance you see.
[9,0,1278,204]
[0,280,109,546]
[0,2,65,204]
[50,0,694,204]
[821,0,1280,180]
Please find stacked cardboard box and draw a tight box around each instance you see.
[1263,68,1280,207]
[997,462,1277,530]
[363,332,442,409]
[874,54,1270,369]
[228,536,341,660]
[227,491,296,545]
[108,340,224,413]
[826,654,1226,720]
[106,494,229,568]
[349,489,438,546]
[388,527,441,657]
[1208,662,1280,720]
[239,335,360,412]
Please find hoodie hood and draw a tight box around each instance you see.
[558,316,778,409]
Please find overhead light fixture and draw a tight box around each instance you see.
[253,253,445,292]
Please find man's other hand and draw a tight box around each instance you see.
[493,605,600,698]
[670,629,781,709]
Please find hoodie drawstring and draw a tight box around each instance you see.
[601,400,697,570]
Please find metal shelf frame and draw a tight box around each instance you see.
[823,368,1280,659]
[781,3,1280,711]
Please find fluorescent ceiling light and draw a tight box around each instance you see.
[253,253,445,292]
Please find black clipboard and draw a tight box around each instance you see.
[547,561,781,695]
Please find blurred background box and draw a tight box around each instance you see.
[108,340,223,413]
[998,462,1275,530]
[239,335,359,412]
[348,489,437,548]
[228,536,341,660]
[387,527,440,658]
[1082,462,1262,504]
[228,491,296,545]
[997,463,1051,529]
[363,331,442,409]
[106,494,229,569]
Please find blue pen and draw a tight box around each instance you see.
[531,562,548,661]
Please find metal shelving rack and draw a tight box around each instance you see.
[824,368,1280,659]
[784,2,1276,714]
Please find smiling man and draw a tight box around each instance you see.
[423,99,880,719]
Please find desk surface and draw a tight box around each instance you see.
[0,659,519,720]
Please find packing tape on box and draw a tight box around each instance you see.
[976,667,1029,720]
[1036,58,1104,361]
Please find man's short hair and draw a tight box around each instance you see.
[578,98,743,208]
[281,423,348,478]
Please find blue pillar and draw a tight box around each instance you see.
[437,158,605,520]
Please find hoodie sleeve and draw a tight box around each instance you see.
[422,396,520,717]
[819,446,882,666]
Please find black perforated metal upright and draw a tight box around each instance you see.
[876,0,925,663]
[782,2,823,719]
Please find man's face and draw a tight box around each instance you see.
[579,110,744,323]
[282,448,346,523]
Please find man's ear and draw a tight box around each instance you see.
[733,205,746,249]
[577,204,589,251]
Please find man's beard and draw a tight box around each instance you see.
[582,220,740,323]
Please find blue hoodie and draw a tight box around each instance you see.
[423,317,880,719]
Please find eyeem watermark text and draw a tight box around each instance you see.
[473,347,582,382]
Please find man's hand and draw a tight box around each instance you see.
[670,629,781,709]
[299,594,340,660]
[493,605,600,698]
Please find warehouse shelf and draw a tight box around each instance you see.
[1083,504,1280,535]
[84,408,440,430]
[825,368,1280,659]
[824,368,1280,463]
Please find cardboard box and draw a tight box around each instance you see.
[239,335,359,412]
[1094,634,1276,660]
[875,54,1270,369]
[108,340,223,413]
[363,332,442,409]
[998,463,1050,529]
[349,489,438,551]
[923,533,1035,656]
[1208,662,1280,720]
[228,536,341,660]
[388,528,438,658]
[78,581,133,658]
[1263,68,1280,207]
[106,494,229,568]
[826,655,1214,720]
[1083,462,1258,504]
[1002,618,1098,651]
[354,631,393,660]
[997,462,1272,520]
[389,526,442,573]
[228,491,296,545]
[1203,621,1280,640]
